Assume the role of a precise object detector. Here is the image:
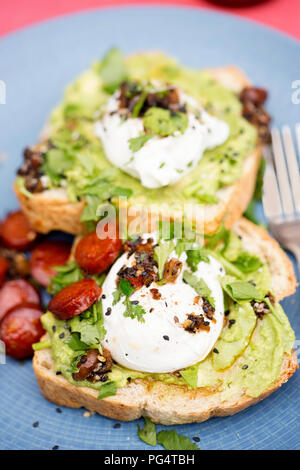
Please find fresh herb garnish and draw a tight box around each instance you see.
[98,48,128,94]
[123,297,147,322]
[128,134,154,152]
[186,248,209,272]
[183,270,215,307]
[97,381,117,400]
[113,278,147,322]
[180,364,198,389]
[67,332,89,351]
[153,240,175,280]
[136,419,199,450]
[220,276,264,302]
[157,430,199,450]
[137,417,157,447]
[234,252,263,273]
[49,261,84,295]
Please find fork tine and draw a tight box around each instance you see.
[262,146,282,220]
[271,127,294,217]
[282,125,300,213]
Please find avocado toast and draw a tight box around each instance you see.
[33,218,297,425]
[15,50,268,235]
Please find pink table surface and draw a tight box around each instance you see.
[0,0,299,40]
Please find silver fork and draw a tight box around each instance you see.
[263,124,300,271]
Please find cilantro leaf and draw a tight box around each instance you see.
[205,223,229,249]
[157,430,199,450]
[48,261,84,295]
[98,48,128,94]
[112,288,122,306]
[137,418,157,447]
[97,381,117,400]
[113,279,147,321]
[80,195,102,222]
[119,278,134,296]
[183,270,215,307]
[66,332,89,351]
[128,134,154,152]
[186,248,209,272]
[220,277,264,302]
[123,297,146,322]
[180,364,198,389]
[153,240,175,280]
[234,252,263,273]
[68,303,106,346]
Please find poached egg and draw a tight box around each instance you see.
[94,87,229,189]
[101,239,225,373]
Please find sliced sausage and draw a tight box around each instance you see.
[48,278,102,320]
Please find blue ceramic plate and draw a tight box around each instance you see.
[0,6,299,450]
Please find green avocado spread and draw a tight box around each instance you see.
[40,225,295,400]
[19,50,258,223]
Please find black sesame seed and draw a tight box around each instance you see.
[203,321,210,326]
[52,445,59,450]
[105,308,112,316]
[56,371,62,375]
[193,436,200,442]
[163,335,169,341]
[59,333,65,339]
[33,421,39,428]
[165,302,168,307]
[113,423,121,429]
[229,319,236,328]
[102,294,106,299]
[225,310,230,316]
[80,357,87,364]
[242,364,248,370]
[132,300,139,305]
[52,325,56,333]
[213,348,219,354]
[56,408,62,414]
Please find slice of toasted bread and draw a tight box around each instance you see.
[33,218,297,425]
[15,65,262,235]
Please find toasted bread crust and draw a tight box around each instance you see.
[33,344,297,425]
[15,65,262,235]
[33,219,297,424]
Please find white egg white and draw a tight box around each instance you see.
[101,243,225,373]
[94,89,229,189]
